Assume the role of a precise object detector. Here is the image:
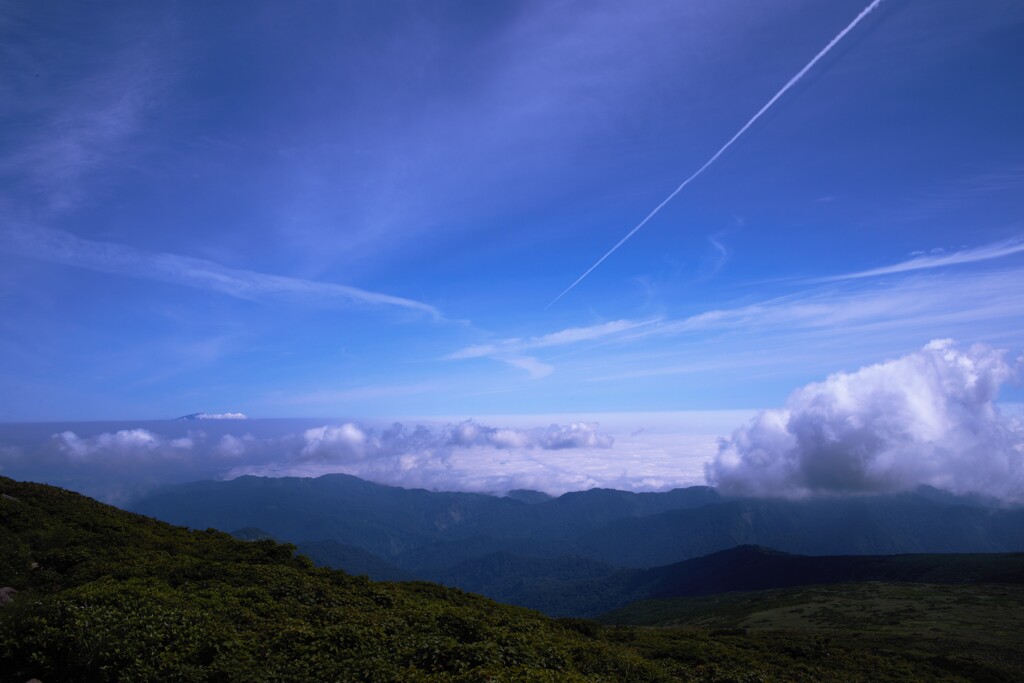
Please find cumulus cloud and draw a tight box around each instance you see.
[707,340,1024,502]
[444,420,614,450]
[297,419,613,463]
[230,419,624,494]
[52,429,193,461]
[301,423,374,461]
[215,434,255,459]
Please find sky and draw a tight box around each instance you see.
[2,1,1024,501]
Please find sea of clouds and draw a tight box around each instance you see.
[2,340,1021,505]
[0,416,723,503]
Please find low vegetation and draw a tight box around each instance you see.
[2,476,1023,681]
[599,582,1024,681]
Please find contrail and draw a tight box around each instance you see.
[547,0,886,308]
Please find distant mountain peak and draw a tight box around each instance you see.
[504,489,553,504]
[176,412,248,421]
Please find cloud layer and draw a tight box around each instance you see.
[3,419,664,503]
[53,429,194,461]
[707,340,1024,501]
[298,420,613,462]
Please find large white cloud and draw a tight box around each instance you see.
[707,340,1024,501]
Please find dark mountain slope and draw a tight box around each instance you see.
[568,494,1024,567]
[128,474,721,559]
[636,544,1024,599]
[131,473,531,557]
[428,544,1024,618]
[128,474,1024,613]
[429,553,628,617]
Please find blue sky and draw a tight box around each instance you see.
[2,0,1024,422]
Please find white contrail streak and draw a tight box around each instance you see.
[547,0,886,309]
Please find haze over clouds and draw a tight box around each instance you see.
[708,341,1024,502]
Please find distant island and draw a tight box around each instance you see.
[175,412,248,421]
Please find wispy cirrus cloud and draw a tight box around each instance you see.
[448,319,657,360]
[0,12,172,216]
[3,225,441,316]
[446,318,657,377]
[0,12,442,321]
[812,236,1024,283]
[451,268,1024,380]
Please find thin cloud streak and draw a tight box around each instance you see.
[811,237,1024,282]
[457,269,1024,378]
[654,272,1024,341]
[446,318,657,378]
[4,226,441,317]
[447,319,657,361]
[547,0,887,308]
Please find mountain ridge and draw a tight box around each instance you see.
[127,473,1024,616]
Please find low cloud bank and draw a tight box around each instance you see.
[1,419,634,502]
[299,420,613,462]
[54,430,195,460]
[239,420,619,492]
[707,340,1024,502]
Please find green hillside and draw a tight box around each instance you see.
[3,475,1024,682]
[599,582,1024,680]
[0,476,666,682]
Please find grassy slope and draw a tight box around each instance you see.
[0,476,668,682]
[600,582,1024,681]
[3,475,1023,682]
